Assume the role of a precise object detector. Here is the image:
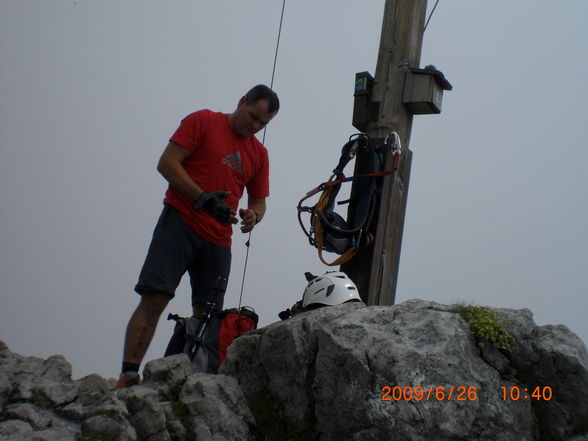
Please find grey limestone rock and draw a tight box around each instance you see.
[497,308,588,441]
[118,385,170,441]
[59,374,130,425]
[4,352,77,408]
[0,419,34,440]
[81,414,125,440]
[142,353,192,398]
[178,373,255,441]
[1,298,587,441]
[221,299,588,441]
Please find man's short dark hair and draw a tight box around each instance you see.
[245,85,280,114]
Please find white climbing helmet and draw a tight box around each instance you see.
[302,271,361,308]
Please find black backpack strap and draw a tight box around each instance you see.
[316,135,382,235]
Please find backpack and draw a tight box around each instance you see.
[164,307,258,374]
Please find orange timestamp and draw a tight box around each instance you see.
[500,386,553,401]
[381,385,479,402]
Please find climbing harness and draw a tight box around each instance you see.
[297,131,402,266]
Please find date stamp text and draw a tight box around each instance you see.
[380,385,554,402]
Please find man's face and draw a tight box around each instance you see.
[231,98,276,138]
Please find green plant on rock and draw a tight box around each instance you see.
[452,305,514,352]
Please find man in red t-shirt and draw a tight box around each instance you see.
[117,85,279,388]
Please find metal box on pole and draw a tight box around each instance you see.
[403,65,452,114]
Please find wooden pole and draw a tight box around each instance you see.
[341,0,428,305]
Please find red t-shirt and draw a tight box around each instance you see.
[163,110,270,246]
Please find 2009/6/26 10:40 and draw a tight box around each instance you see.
[380,385,554,402]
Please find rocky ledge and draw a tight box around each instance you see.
[1,299,587,441]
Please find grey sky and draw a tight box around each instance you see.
[1,1,586,379]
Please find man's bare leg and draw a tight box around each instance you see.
[122,291,170,366]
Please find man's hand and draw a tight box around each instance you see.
[239,208,259,233]
[193,191,238,224]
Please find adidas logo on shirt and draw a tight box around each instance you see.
[221,152,244,175]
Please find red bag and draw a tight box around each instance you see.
[165,307,258,374]
[217,308,258,364]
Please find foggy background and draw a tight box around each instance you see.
[1,0,586,379]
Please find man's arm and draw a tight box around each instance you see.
[157,142,237,224]
[239,197,266,233]
[157,142,204,200]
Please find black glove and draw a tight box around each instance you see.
[193,191,231,223]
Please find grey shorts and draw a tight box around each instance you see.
[135,204,231,309]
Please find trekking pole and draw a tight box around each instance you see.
[237,232,251,312]
[187,276,227,360]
